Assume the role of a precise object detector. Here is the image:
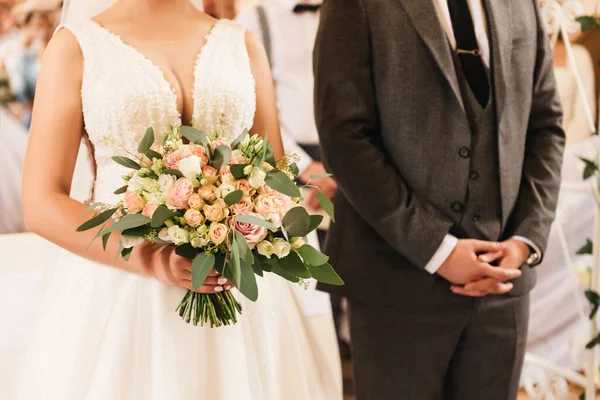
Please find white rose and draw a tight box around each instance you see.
[256,240,275,259]
[128,175,160,193]
[121,236,144,249]
[272,238,291,259]
[178,156,203,180]
[217,183,236,199]
[248,167,267,189]
[167,225,190,245]
[158,174,177,195]
[158,228,171,242]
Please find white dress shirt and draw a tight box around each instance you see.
[236,0,321,173]
[425,0,540,273]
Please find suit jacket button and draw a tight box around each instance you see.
[470,171,479,180]
[452,202,463,213]
[459,147,471,158]
[472,214,481,223]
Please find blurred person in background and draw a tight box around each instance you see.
[236,0,350,363]
[11,0,60,128]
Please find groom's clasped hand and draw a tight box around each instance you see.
[437,239,531,297]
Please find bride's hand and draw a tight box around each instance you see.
[143,244,232,293]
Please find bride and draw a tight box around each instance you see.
[15,0,341,399]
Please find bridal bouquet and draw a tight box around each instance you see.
[78,125,343,327]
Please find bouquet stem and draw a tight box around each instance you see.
[176,290,243,327]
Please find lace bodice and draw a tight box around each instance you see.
[60,19,256,203]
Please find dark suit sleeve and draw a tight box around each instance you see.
[313,0,454,269]
[505,0,566,256]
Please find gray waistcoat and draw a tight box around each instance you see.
[450,51,502,242]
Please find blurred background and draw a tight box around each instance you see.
[1,0,600,399]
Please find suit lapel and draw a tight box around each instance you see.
[484,0,512,126]
[396,0,465,112]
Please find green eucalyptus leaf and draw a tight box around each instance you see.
[235,230,254,265]
[298,244,330,266]
[279,251,311,278]
[77,208,118,232]
[122,226,149,238]
[256,254,275,272]
[112,156,142,170]
[213,145,232,171]
[283,207,311,237]
[310,173,333,180]
[146,149,162,160]
[102,232,111,251]
[162,169,183,178]
[265,170,301,197]
[121,247,133,261]
[577,16,598,32]
[235,215,277,230]
[271,261,300,283]
[230,164,248,179]
[238,259,259,301]
[224,190,244,206]
[252,263,264,277]
[191,253,215,291]
[579,157,598,180]
[586,332,600,349]
[138,127,155,156]
[307,215,324,233]
[307,262,344,286]
[226,237,242,288]
[181,126,210,145]
[87,223,107,249]
[231,128,249,149]
[316,190,335,222]
[114,185,128,195]
[289,163,300,176]
[151,205,178,228]
[176,243,197,260]
[586,290,600,319]
[214,253,226,275]
[102,214,151,234]
[578,239,593,255]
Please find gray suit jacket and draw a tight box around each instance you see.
[314,0,565,305]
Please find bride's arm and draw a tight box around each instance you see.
[245,31,285,160]
[21,30,219,293]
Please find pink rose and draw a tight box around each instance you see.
[210,140,231,152]
[163,147,192,169]
[198,185,217,202]
[220,165,235,184]
[189,144,209,167]
[231,196,254,215]
[209,223,228,245]
[166,178,194,210]
[201,165,219,185]
[204,203,227,222]
[142,202,159,218]
[254,194,278,218]
[231,213,268,249]
[188,193,205,210]
[124,191,146,213]
[234,179,252,197]
[184,209,204,227]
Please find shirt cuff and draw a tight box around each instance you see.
[511,236,543,265]
[424,234,459,274]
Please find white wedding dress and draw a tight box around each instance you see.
[14,18,341,400]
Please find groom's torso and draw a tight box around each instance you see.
[324,0,540,304]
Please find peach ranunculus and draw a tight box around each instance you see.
[184,209,205,227]
[234,179,252,197]
[163,147,192,169]
[231,196,254,215]
[188,193,205,210]
[124,191,146,213]
[198,185,217,202]
[254,194,278,218]
[189,144,206,158]
[201,165,219,185]
[220,165,235,184]
[230,213,268,249]
[258,184,278,197]
[204,203,228,223]
[142,202,159,218]
[208,223,228,245]
[210,139,231,152]
[165,178,194,210]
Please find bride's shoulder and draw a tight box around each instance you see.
[40,27,83,82]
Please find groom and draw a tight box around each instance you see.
[314,0,565,399]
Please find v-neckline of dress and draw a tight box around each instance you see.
[87,18,226,126]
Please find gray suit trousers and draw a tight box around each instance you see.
[349,279,529,400]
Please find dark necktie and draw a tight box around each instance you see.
[447,0,490,107]
[293,4,321,13]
